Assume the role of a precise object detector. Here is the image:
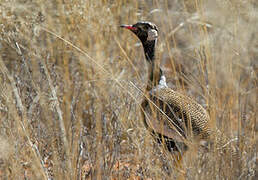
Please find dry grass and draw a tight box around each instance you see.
[0,0,257,179]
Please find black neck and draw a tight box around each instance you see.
[146,63,163,91]
[142,40,156,62]
[142,40,163,91]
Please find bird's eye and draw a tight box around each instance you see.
[144,26,149,30]
[140,25,148,31]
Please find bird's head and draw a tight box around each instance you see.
[120,21,158,44]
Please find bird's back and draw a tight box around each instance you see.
[142,87,212,144]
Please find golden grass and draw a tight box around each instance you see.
[0,0,257,179]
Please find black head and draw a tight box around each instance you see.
[120,21,158,44]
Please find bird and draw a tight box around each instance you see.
[120,21,212,158]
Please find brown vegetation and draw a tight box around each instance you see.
[0,0,257,179]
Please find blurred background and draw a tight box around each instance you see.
[0,0,257,179]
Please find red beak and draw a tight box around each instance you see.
[120,24,137,31]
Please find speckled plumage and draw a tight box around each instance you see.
[142,87,211,146]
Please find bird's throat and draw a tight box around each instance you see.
[142,39,163,91]
[143,40,156,62]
